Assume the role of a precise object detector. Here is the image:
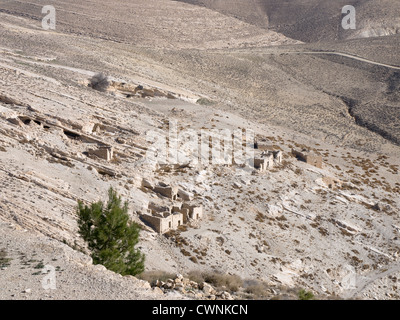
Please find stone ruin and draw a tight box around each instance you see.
[140,178,203,234]
[254,150,283,172]
[252,138,283,171]
[153,182,179,200]
[140,211,183,234]
[142,180,194,202]
[140,201,204,234]
[87,146,114,161]
[109,81,176,100]
[292,148,323,169]
[6,112,118,164]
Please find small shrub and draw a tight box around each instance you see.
[245,283,269,299]
[196,98,215,106]
[298,289,315,300]
[89,73,110,92]
[186,271,243,292]
[203,272,243,292]
[255,212,265,222]
[181,249,191,256]
[190,256,198,264]
[187,270,205,284]
[0,248,11,268]
[34,261,45,269]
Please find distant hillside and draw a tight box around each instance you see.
[178,0,400,42]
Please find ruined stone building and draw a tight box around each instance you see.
[254,150,283,172]
[292,149,323,169]
[140,211,184,234]
[153,183,178,200]
[140,201,204,234]
[254,153,274,171]
[273,150,283,164]
[182,203,203,220]
[140,178,203,234]
[87,146,114,161]
[142,179,194,202]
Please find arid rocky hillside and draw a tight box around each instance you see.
[179,0,400,42]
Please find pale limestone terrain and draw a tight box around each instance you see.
[0,0,399,300]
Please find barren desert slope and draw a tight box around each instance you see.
[0,0,400,300]
[179,0,400,42]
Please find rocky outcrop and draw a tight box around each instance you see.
[152,274,234,300]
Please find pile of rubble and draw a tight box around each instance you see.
[152,274,235,300]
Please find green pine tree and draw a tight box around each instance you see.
[77,187,145,276]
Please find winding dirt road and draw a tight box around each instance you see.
[286,51,400,70]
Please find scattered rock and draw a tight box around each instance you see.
[152,287,164,295]
[176,273,183,280]
[138,280,152,289]
[94,264,107,272]
[202,282,214,295]
[267,204,283,217]
[142,179,154,190]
